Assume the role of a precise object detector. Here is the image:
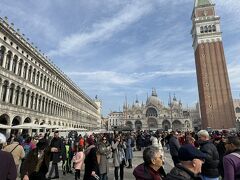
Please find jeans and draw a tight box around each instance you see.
[100,173,107,180]
[114,162,124,180]
[48,162,59,177]
[201,176,219,180]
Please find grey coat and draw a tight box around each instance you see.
[125,138,133,160]
[112,141,126,167]
[169,136,180,157]
[97,142,111,174]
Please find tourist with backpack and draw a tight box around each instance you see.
[20,136,33,174]
[3,137,25,172]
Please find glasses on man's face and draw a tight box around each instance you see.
[103,139,107,140]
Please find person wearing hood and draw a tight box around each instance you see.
[165,144,206,180]
[133,146,165,180]
[83,136,99,180]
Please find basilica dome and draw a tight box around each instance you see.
[146,89,162,107]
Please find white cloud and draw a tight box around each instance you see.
[48,1,155,56]
[67,69,195,86]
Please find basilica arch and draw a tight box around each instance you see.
[135,120,142,130]
[146,107,158,117]
[162,120,171,131]
[172,120,182,131]
[126,121,133,129]
[148,118,158,130]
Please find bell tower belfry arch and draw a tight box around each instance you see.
[191,0,235,129]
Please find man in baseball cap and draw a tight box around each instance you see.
[165,144,206,180]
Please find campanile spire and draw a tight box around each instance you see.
[191,0,235,129]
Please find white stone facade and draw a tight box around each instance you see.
[107,112,123,131]
[0,17,101,135]
[122,89,193,132]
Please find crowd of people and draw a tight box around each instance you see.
[0,130,135,180]
[134,129,240,180]
[0,129,240,180]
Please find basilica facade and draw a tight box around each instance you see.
[122,89,193,131]
[0,17,101,135]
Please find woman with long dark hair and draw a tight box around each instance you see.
[83,136,99,180]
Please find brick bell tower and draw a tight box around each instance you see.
[191,0,235,129]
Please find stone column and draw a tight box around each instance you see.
[5,85,10,103]
[22,92,26,107]
[38,99,42,112]
[15,60,19,75]
[28,94,32,109]
[0,82,2,99]
[11,86,16,105]
[35,97,38,111]
[9,55,14,71]
[29,69,33,82]
[25,66,29,80]
[2,52,7,68]
[20,62,24,77]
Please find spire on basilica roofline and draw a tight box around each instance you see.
[173,93,177,101]
[135,95,139,103]
[152,88,158,97]
[168,92,172,107]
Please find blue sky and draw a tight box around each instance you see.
[1,0,240,115]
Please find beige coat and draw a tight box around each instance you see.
[3,142,25,166]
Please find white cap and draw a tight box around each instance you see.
[0,133,6,144]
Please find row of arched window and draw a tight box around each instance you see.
[200,25,216,33]
[0,45,91,110]
[236,107,240,113]
[0,78,96,123]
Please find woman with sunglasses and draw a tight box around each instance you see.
[97,136,111,180]
[112,136,126,180]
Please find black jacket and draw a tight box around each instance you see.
[0,151,17,180]
[165,164,202,180]
[50,137,64,163]
[83,146,99,180]
[199,140,219,178]
[169,136,180,157]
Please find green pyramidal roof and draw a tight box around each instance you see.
[196,0,212,7]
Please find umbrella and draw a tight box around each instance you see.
[0,124,11,129]
[11,123,43,129]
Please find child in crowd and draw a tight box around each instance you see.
[73,146,85,180]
